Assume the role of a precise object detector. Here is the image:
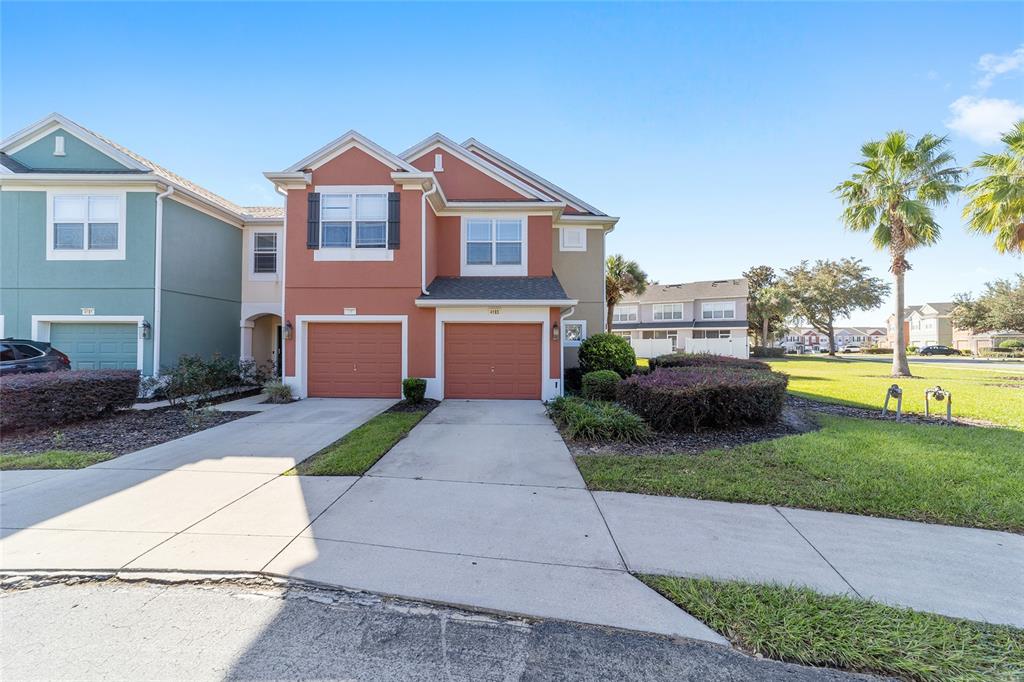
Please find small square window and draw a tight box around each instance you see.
[563,320,586,347]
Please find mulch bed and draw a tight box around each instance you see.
[386,398,441,415]
[0,407,257,456]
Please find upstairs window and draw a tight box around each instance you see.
[321,192,387,249]
[462,216,526,275]
[653,303,683,320]
[612,305,638,323]
[48,193,125,261]
[253,232,278,275]
[701,301,736,320]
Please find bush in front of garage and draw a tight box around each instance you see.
[402,378,427,404]
[616,366,788,432]
[546,395,651,442]
[650,352,771,372]
[161,354,272,405]
[578,333,636,378]
[0,369,140,432]
[581,370,621,401]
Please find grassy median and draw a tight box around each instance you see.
[289,410,427,476]
[0,450,116,470]
[577,415,1024,532]
[642,576,1024,681]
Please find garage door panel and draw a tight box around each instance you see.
[307,323,402,398]
[49,323,138,371]
[444,323,541,400]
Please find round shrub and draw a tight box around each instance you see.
[578,333,636,377]
[998,339,1024,349]
[651,352,770,372]
[616,367,788,432]
[402,377,427,404]
[581,370,621,401]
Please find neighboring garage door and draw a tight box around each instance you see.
[49,323,138,370]
[444,323,542,399]
[307,323,402,398]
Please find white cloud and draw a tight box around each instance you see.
[946,95,1024,144]
[976,44,1024,90]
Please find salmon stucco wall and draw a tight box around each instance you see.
[411,148,526,201]
[528,215,553,277]
[308,146,395,186]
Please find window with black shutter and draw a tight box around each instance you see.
[307,192,321,249]
[387,191,400,250]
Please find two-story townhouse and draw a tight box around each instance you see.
[908,302,955,347]
[0,114,280,375]
[834,326,886,349]
[610,280,749,359]
[264,131,616,400]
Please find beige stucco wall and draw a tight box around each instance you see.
[241,225,283,313]
[251,314,279,368]
[552,226,606,368]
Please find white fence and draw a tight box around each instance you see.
[629,338,674,359]
[628,335,750,360]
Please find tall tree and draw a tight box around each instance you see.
[744,265,789,345]
[605,254,649,332]
[963,119,1024,255]
[781,259,888,356]
[834,131,963,376]
[951,275,1024,333]
[754,284,793,348]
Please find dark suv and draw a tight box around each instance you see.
[918,345,960,356]
[0,339,72,375]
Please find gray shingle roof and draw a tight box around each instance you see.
[620,279,748,303]
[420,276,571,301]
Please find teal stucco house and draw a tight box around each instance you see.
[0,114,282,374]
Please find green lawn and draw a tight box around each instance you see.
[289,410,427,476]
[766,356,1024,429]
[577,415,1024,532]
[642,576,1024,682]
[0,450,116,470]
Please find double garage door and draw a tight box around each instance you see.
[48,323,138,370]
[305,322,542,400]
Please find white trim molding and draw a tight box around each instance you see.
[288,314,408,399]
[416,298,576,308]
[30,314,146,371]
[284,130,418,174]
[428,306,559,401]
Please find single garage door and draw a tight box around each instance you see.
[307,323,402,398]
[444,323,542,399]
[49,322,138,370]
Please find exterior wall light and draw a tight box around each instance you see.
[141,320,152,340]
[283,320,294,340]
[552,323,560,342]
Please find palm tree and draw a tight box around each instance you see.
[835,131,963,377]
[605,254,649,332]
[963,119,1024,255]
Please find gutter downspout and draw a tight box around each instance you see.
[276,185,288,382]
[559,305,575,396]
[421,181,439,296]
[152,185,174,376]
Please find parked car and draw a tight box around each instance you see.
[842,345,862,353]
[0,339,71,375]
[918,345,960,356]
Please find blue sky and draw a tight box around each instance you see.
[3,2,1022,325]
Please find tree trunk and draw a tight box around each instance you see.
[827,321,836,357]
[762,317,770,349]
[892,270,912,376]
[606,305,615,335]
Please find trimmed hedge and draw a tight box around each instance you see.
[651,352,771,372]
[402,377,427,403]
[582,370,621,401]
[617,367,788,432]
[0,369,140,432]
[998,339,1024,349]
[547,396,651,442]
[578,333,636,377]
[751,346,786,358]
[863,347,893,354]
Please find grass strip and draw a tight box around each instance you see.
[289,410,427,476]
[0,450,116,470]
[577,414,1024,532]
[641,576,1024,681]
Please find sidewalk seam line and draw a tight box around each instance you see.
[771,506,862,597]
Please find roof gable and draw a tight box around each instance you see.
[1,114,148,172]
[284,130,417,173]
[401,133,547,201]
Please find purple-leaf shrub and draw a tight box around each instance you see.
[0,369,140,432]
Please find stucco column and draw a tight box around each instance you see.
[240,321,254,361]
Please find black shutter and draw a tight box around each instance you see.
[306,192,320,249]
[387,191,400,250]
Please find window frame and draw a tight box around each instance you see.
[46,190,127,261]
[313,185,394,262]
[652,303,684,321]
[700,300,737,320]
[249,228,281,281]
[460,215,528,276]
[612,305,638,323]
[563,319,587,347]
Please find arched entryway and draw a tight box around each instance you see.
[241,312,283,378]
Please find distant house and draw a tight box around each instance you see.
[611,279,749,359]
[780,326,884,352]
[884,306,919,349]
[888,301,1022,353]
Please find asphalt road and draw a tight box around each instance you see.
[842,355,1024,373]
[0,577,872,681]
